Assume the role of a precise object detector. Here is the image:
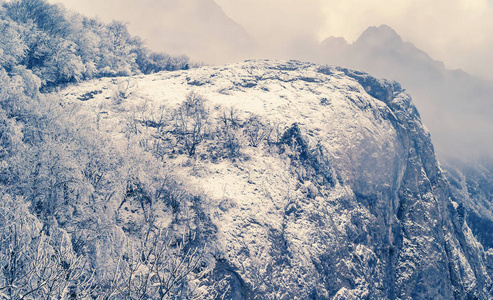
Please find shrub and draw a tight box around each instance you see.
[173,92,210,156]
[244,113,273,147]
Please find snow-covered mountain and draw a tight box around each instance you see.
[60,60,493,298]
[319,25,493,161]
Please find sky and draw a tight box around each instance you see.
[216,0,493,81]
[51,0,493,81]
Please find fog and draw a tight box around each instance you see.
[50,0,493,161]
[50,0,257,64]
[217,0,493,82]
[52,0,493,81]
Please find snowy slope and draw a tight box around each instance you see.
[60,60,492,299]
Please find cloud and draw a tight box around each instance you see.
[320,0,493,81]
[217,0,493,81]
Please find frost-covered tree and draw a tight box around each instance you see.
[0,67,38,118]
[97,21,138,77]
[68,14,101,78]
[0,19,27,71]
[42,39,85,84]
[0,1,213,297]
[4,0,70,37]
[0,0,192,88]
[139,52,191,74]
[0,194,91,299]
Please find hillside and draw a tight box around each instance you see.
[47,59,492,299]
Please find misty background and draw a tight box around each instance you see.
[49,0,493,161]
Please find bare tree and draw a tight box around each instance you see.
[0,197,93,299]
[173,92,210,156]
[113,228,205,299]
[244,114,273,147]
[218,106,245,159]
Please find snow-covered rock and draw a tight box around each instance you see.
[61,60,492,299]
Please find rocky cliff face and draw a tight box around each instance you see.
[63,60,492,299]
[442,159,493,250]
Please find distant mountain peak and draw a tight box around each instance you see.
[320,36,349,48]
[355,24,403,47]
